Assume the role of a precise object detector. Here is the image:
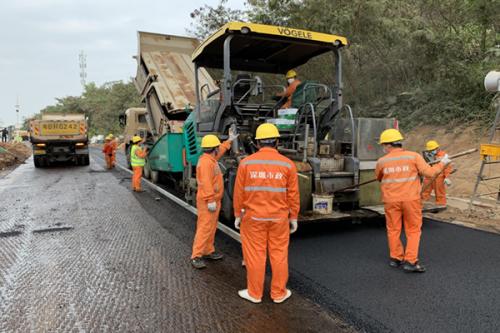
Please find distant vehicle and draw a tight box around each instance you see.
[29,113,89,167]
[118,107,149,169]
[13,129,29,141]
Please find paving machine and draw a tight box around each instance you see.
[134,23,395,223]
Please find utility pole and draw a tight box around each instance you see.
[79,50,87,89]
[15,96,20,129]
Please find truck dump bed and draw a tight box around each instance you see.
[135,31,215,138]
[30,113,87,142]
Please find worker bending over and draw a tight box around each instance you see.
[233,123,300,303]
[102,134,117,169]
[130,136,147,192]
[421,140,452,207]
[376,129,451,273]
[276,69,301,109]
[191,131,238,269]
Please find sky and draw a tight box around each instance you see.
[0,0,246,127]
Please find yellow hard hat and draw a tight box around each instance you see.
[379,129,404,144]
[201,134,221,148]
[105,134,114,140]
[285,69,297,79]
[426,140,439,151]
[255,123,280,140]
[132,136,142,143]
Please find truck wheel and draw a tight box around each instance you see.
[151,170,159,184]
[143,162,151,179]
[34,157,41,168]
[81,155,90,166]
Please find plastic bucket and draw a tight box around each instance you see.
[312,193,333,215]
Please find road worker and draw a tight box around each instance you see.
[233,123,300,303]
[376,129,451,273]
[102,134,117,169]
[191,130,239,269]
[421,140,452,207]
[276,69,301,109]
[130,136,147,192]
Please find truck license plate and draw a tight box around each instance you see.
[40,122,80,135]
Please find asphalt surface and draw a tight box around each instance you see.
[0,155,353,333]
[104,147,500,333]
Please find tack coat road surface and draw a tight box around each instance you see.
[0,156,352,333]
[104,148,500,333]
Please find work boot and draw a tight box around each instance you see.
[238,289,261,304]
[389,258,403,268]
[273,289,292,304]
[202,252,224,260]
[403,261,426,273]
[191,257,207,269]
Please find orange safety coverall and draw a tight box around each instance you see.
[132,145,147,191]
[233,147,300,300]
[278,79,301,109]
[375,148,444,264]
[102,141,117,169]
[421,150,452,205]
[191,141,231,259]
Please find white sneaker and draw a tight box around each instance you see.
[238,289,261,304]
[273,289,292,304]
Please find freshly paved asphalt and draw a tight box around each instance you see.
[97,148,500,333]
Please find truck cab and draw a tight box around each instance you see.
[119,107,149,168]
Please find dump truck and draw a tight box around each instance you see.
[118,107,149,168]
[30,113,89,167]
[131,23,396,223]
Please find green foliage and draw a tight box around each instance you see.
[39,81,142,136]
[190,0,500,129]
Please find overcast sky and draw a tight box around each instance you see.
[0,0,246,127]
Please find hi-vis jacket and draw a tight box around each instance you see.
[196,141,231,203]
[375,148,444,203]
[233,147,300,220]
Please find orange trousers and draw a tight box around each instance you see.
[191,200,220,259]
[384,199,423,264]
[241,215,289,300]
[132,166,143,191]
[422,175,447,205]
[104,154,115,169]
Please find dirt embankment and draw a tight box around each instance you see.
[405,125,500,232]
[0,142,32,170]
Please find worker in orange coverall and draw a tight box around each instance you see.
[421,140,453,207]
[191,130,238,269]
[102,134,117,169]
[233,123,300,304]
[275,69,301,109]
[376,129,451,273]
[130,136,147,192]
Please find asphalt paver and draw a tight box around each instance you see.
[0,157,353,333]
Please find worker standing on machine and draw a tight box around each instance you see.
[130,136,147,192]
[275,69,301,109]
[376,129,451,273]
[191,130,238,269]
[421,140,452,208]
[102,134,117,169]
[233,123,300,304]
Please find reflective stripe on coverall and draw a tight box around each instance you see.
[278,79,301,109]
[375,148,445,264]
[191,140,231,259]
[130,144,146,191]
[233,147,300,300]
[421,150,452,205]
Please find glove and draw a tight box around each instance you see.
[228,128,239,142]
[207,201,217,212]
[444,178,452,186]
[234,217,241,230]
[440,154,451,165]
[289,219,298,234]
